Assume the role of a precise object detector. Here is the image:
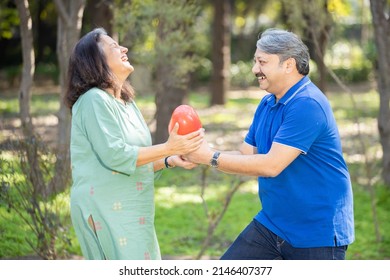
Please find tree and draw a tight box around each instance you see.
[210,0,231,105]
[52,0,86,194]
[370,0,390,186]
[114,0,201,144]
[15,0,38,191]
[153,1,202,143]
[11,0,85,259]
[280,0,333,93]
[84,0,114,35]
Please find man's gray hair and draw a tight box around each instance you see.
[256,28,310,75]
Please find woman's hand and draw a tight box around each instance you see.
[168,155,198,170]
[165,123,204,155]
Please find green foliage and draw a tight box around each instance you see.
[326,40,374,83]
[280,0,334,34]
[2,65,21,81]
[35,63,59,84]
[328,0,352,16]
[0,142,73,259]
[0,0,19,39]
[192,57,212,84]
[230,60,257,88]
[114,0,205,88]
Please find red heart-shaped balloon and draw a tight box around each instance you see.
[168,105,202,135]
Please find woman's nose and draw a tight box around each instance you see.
[121,46,128,53]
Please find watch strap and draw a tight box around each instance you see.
[164,156,173,168]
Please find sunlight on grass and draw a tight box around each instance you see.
[157,179,258,210]
[0,98,19,117]
[156,186,203,207]
[155,180,261,257]
[0,92,59,117]
[213,113,237,123]
[188,92,210,109]
[31,94,59,116]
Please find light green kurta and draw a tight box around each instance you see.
[70,87,161,260]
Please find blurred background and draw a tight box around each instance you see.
[0,0,389,260]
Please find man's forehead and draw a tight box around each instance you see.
[254,49,275,59]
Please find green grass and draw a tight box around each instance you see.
[0,210,33,256]
[0,92,59,118]
[1,84,389,259]
[348,183,390,259]
[155,168,259,257]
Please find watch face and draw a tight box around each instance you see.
[210,152,220,167]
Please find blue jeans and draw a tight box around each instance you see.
[220,219,348,260]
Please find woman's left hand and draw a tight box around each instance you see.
[169,155,198,170]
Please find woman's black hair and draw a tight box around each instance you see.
[65,28,134,109]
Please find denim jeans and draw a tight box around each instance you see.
[220,219,347,260]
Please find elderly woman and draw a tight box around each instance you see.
[65,28,203,260]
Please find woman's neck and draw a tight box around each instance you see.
[105,88,124,103]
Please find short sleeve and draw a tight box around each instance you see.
[245,121,257,147]
[274,98,327,154]
[244,95,271,147]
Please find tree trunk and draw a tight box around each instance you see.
[85,0,114,35]
[370,0,390,186]
[154,18,188,144]
[15,0,47,196]
[154,77,187,144]
[307,0,332,93]
[15,0,34,146]
[210,0,231,106]
[152,1,200,144]
[281,0,332,94]
[309,24,331,93]
[51,0,86,194]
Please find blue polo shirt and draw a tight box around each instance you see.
[245,76,354,248]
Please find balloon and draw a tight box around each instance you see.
[168,105,202,135]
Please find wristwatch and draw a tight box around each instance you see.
[164,156,173,168]
[210,151,221,168]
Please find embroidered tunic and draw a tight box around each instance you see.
[70,87,161,259]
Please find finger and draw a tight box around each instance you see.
[185,127,204,139]
[184,163,198,169]
[181,155,190,160]
[170,122,179,134]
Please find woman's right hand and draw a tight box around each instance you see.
[165,123,204,155]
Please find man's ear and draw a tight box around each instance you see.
[285,57,296,73]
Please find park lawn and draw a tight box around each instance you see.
[1,85,389,259]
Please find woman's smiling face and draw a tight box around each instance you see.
[99,35,134,81]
